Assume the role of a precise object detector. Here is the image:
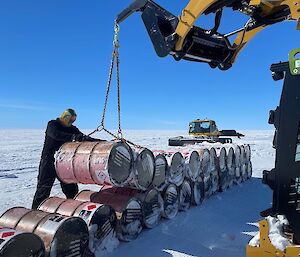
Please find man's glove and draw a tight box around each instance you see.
[72,133,84,142]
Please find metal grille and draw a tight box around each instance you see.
[288,177,300,212]
[124,209,142,223]
[97,219,113,241]
[166,191,177,204]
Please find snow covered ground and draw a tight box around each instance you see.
[0,129,275,257]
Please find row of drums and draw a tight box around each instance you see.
[0,142,252,257]
[54,141,252,194]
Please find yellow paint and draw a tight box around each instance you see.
[175,0,218,51]
[173,0,300,55]
[246,220,300,257]
[231,26,266,64]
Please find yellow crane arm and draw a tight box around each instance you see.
[116,0,300,70]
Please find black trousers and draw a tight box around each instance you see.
[32,158,78,209]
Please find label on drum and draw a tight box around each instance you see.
[78,210,92,222]
[41,215,63,234]
[155,165,164,176]
[87,204,97,211]
[1,231,15,239]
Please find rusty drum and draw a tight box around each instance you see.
[245,144,251,163]
[240,145,248,182]
[246,161,252,179]
[240,145,246,166]
[165,152,184,186]
[0,227,45,257]
[0,207,89,257]
[182,151,201,182]
[227,147,235,187]
[152,153,168,191]
[129,148,155,190]
[209,147,219,194]
[112,187,163,229]
[178,179,192,211]
[161,183,179,219]
[218,147,228,192]
[234,145,242,184]
[198,148,210,175]
[75,189,143,242]
[203,173,213,198]
[38,197,117,248]
[191,178,204,206]
[55,141,133,187]
[198,149,212,198]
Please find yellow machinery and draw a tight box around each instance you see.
[169,118,244,146]
[246,220,300,257]
[116,0,300,70]
[116,0,300,256]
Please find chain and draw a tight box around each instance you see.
[115,50,122,138]
[88,22,143,149]
[88,47,116,137]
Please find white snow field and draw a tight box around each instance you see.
[0,129,276,257]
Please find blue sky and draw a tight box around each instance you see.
[0,0,299,130]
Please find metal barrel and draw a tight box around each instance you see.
[240,145,246,166]
[241,163,248,182]
[209,148,219,194]
[209,147,218,172]
[0,227,45,257]
[75,189,143,242]
[226,147,236,188]
[218,147,229,192]
[239,145,247,182]
[161,183,179,219]
[55,141,134,187]
[234,145,242,184]
[203,173,213,198]
[198,148,212,198]
[38,197,117,248]
[152,153,168,191]
[0,207,89,257]
[182,151,201,182]
[218,147,227,172]
[178,179,192,211]
[246,161,253,179]
[129,148,155,190]
[198,148,210,175]
[139,188,163,228]
[190,178,204,206]
[112,187,163,229]
[165,152,185,186]
[245,144,251,163]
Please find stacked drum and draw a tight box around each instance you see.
[0,207,89,257]
[0,227,45,257]
[0,140,252,256]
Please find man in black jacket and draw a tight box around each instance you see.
[32,108,98,209]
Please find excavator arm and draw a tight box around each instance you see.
[117,0,300,70]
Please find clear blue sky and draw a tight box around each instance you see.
[0,0,299,130]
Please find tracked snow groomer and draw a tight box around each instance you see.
[169,119,244,146]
